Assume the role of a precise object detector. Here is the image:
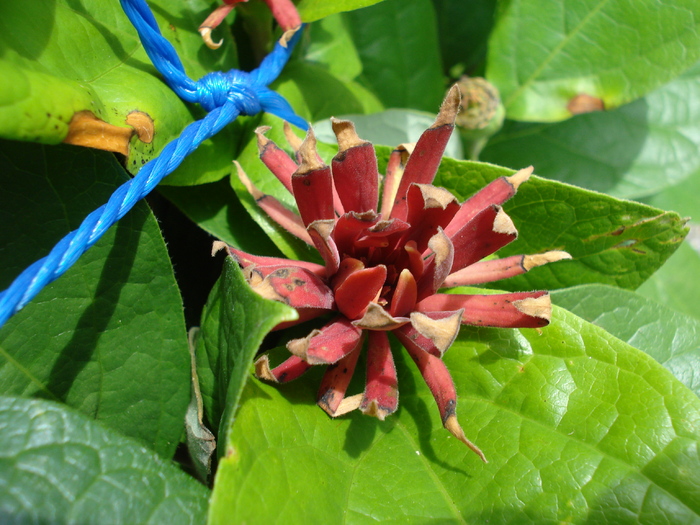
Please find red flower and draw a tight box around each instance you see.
[199,0,301,49]
[223,86,570,461]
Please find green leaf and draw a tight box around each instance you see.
[636,241,700,321]
[343,0,446,112]
[207,306,700,522]
[487,0,700,122]
[0,396,208,524]
[195,257,296,439]
[481,62,700,199]
[158,178,282,256]
[0,0,239,186]
[0,140,190,458]
[433,158,688,291]
[274,61,383,122]
[297,0,388,22]
[552,284,700,398]
[642,159,700,220]
[432,0,497,76]
[304,14,363,81]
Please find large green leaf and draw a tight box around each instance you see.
[487,0,700,122]
[636,241,700,321]
[552,284,700,398]
[343,0,446,112]
[297,0,388,22]
[195,257,296,439]
[208,305,700,523]
[0,140,190,458]
[0,0,239,186]
[432,0,497,76]
[481,62,700,199]
[0,396,208,524]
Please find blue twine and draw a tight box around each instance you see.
[0,0,307,329]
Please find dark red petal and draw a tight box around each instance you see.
[448,205,517,274]
[361,331,398,420]
[331,118,379,213]
[444,251,572,287]
[416,291,551,328]
[250,266,335,310]
[256,126,297,194]
[307,220,340,276]
[389,86,460,221]
[292,130,336,227]
[255,354,311,383]
[444,167,532,238]
[389,268,418,318]
[398,330,486,461]
[317,340,364,417]
[394,310,463,358]
[335,265,387,320]
[333,211,381,256]
[399,183,460,253]
[225,244,325,277]
[287,317,363,365]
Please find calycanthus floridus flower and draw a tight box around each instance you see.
[219,86,571,461]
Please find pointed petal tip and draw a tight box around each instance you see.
[507,166,533,190]
[513,294,552,323]
[493,206,518,236]
[199,27,223,49]
[254,355,277,382]
[361,399,392,421]
[320,393,363,418]
[433,84,461,128]
[444,415,487,463]
[211,240,229,257]
[297,127,325,172]
[279,26,301,48]
[523,251,572,271]
[353,303,410,330]
[409,310,463,356]
[255,126,272,149]
[331,118,367,152]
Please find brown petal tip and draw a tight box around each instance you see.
[254,355,277,382]
[199,27,223,50]
[361,399,393,421]
[331,118,367,153]
[506,166,533,190]
[444,415,487,463]
[234,161,264,199]
[297,128,325,173]
[211,241,229,257]
[255,126,272,150]
[414,184,459,210]
[493,207,518,236]
[353,303,410,330]
[279,27,300,49]
[522,251,572,271]
[433,84,461,128]
[286,330,321,361]
[283,121,303,152]
[513,294,552,322]
[328,393,363,417]
[410,310,463,355]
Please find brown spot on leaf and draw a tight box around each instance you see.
[567,94,605,115]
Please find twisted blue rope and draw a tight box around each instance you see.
[0,0,307,329]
